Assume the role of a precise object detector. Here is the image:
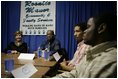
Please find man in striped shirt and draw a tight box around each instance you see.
[60,23,91,71]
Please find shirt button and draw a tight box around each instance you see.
[98,54,101,56]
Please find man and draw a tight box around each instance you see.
[54,13,117,77]
[40,30,61,55]
[60,23,91,71]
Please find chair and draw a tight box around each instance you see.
[57,48,68,61]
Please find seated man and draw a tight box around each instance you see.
[54,13,117,78]
[40,30,61,56]
[4,31,28,54]
[60,23,91,71]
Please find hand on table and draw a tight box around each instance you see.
[11,50,19,54]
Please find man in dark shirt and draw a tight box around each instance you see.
[40,30,61,55]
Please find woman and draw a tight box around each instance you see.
[4,31,28,54]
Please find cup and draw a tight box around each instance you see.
[4,59,14,72]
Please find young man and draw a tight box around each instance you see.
[60,23,91,71]
[54,13,117,78]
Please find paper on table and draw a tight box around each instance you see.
[53,52,61,61]
[11,63,38,78]
[18,53,35,60]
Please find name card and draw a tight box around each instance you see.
[53,52,61,61]
[11,63,38,78]
[18,53,35,60]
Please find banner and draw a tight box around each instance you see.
[20,1,56,35]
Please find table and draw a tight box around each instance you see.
[1,53,57,78]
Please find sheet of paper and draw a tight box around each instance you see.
[11,63,38,78]
[18,53,35,60]
[53,52,61,61]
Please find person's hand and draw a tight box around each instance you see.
[60,59,68,69]
[60,59,74,71]
[68,63,74,67]
[11,50,18,54]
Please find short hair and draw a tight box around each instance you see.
[47,30,54,35]
[93,13,117,40]
[14,31,23,36]
[74,23,87,32]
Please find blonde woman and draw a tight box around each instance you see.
[4,31,28,54]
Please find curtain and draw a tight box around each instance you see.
[1,1,116,59]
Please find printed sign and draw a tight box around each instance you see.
[20,1,56,35]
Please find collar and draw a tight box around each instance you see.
[77,41,84,47]
[47,37,55,44]
[15,41,23,47]
[86,41,117,60]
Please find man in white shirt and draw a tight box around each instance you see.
[55,13,117,78]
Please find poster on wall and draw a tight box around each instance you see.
[20,1,56,35]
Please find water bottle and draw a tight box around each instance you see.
[37,47,42,58]
[7,50,14,59]
[44,48,50,61]
[41,50,45,57]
